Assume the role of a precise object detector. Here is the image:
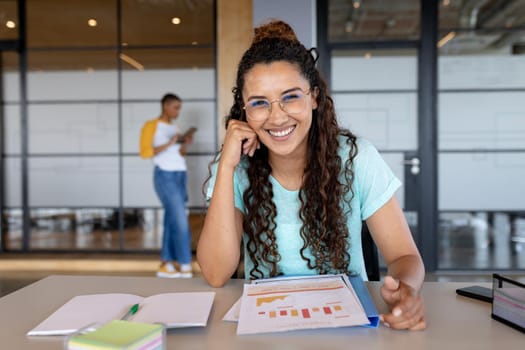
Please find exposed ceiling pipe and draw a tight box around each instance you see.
[459,0,491,29]
[488,31,525,51]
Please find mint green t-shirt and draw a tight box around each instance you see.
[206,137,401,281]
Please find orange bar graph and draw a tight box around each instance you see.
[260,305,344,319]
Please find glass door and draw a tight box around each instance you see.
[437,1,525,270]
[323,0,432,269]
[1,0,21,252]
[330,49,420,268]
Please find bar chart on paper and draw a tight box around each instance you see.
[237,277,370,335]
[255,294,350,320]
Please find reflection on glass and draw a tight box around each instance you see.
[439,212,525,270]
[328,0,420,42]
[121,48,214,70]
[2,209,22,250]
[123,208,204,252]
[27,208,120,250]
[27,0,117,47]
[439,0,525,30]
[28,49,118,71]
[0,0,18,40]
[3,208,207,251]
[438,0,525,55]
[123,209,162,250]
[121,0,214,46]
[438,30,525,55]
[27,50,118,100]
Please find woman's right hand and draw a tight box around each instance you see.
[220,120,260,169]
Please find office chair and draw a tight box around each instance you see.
[361,222,380,281]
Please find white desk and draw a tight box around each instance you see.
[0,275,522,349]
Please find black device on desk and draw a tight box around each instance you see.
[456,285,493,303]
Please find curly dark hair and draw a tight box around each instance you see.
[214,21,359,279]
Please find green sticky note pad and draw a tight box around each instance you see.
[67,320,164,350]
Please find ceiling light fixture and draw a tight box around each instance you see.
[120,53,144,71]
[353,1,361,9]
[437,31,456,48]
[443,0,450,6]
[172,17,181,25]
[87,18,97,27]
[191,41,198,45]
[6,20,16,29]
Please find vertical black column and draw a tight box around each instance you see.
[0,52,4,252]
[117,0,124,250]
[316,0,330,87]
[18,0,29,251]
[418,0,438,271]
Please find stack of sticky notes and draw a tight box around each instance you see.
[67,320,164,350]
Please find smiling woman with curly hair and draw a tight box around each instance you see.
[198,20,426,331]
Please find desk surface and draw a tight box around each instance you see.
[0,275,522,350]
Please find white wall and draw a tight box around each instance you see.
[3,68,216,208]
[331,53,419,208]
[438,55,525,210]
[330,53,525,211]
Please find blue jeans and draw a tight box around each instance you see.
[153,167,192,264]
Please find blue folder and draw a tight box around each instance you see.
[254,273,380,328]
[347,274,380,328]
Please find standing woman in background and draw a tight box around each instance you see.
[198,21,425,330]
[140,93,193,278]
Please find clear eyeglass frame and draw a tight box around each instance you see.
[243,88,312,120]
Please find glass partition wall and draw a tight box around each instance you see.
[323,0,425,269]
[437,0,525,270]
[322,0,525,271]
[1,0,216,252]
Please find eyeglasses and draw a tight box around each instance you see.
[243,88,311,121]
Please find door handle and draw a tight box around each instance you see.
[402,157,420,175]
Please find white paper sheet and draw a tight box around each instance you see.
[222,298,242,322]
[28,292,215,336]
[27,294,143,336]
[131,292,215,328]
[236,276,369,335]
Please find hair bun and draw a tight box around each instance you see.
[253,20,299,44]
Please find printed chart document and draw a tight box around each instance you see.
[236,275,370,335]
[28,292,215,336]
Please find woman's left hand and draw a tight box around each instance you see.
[379,276,426,330]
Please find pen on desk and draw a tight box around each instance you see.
[121,303,139,320]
